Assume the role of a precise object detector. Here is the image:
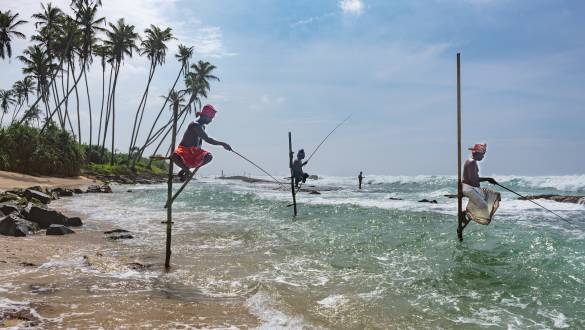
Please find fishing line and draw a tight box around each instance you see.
[495,183,572,224]
[305,114,353,163]
[231,150,285,186]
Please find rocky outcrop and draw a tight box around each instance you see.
[518,194,585,204]
[104,229,133,240]
[0,204,20,216]
[0,214,39,237]
[23,189,52,204]
[86,184,113,193]
[418,199,438,204]
[25,205,68,229]
[51,187,74,197]
[67,217,83,227]
[388,197,403,201]
[46,224,75,235]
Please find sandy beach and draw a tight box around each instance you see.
[0,170,98,191]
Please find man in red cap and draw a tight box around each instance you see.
[461,143,501,225]
[171,104,231,181]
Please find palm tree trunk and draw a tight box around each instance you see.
[147,109,189,168]
[128,62,155,160]
[0,111,5,127]
[84,68,92,150]
[72,64,82,144]
[11,103,24,124]
[96,65,106,158]
[101,64,115,159]
[134,66,184,163]
[110,61,121,165]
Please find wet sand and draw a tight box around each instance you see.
[0,197,260,328]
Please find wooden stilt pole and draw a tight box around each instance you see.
[456,53,464,242]
[164,101,178,268]
[288,132,297,217]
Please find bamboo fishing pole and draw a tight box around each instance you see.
[289,132,298,216]
[457,53,464,242]
[164,100,178,268]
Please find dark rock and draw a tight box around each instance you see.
[0,192,20,203]
[107,234,134,240]
[127,190,133,193]
[66,217,83,227]
[0,214,39,237]
[309,190,321,195]
[86,184,112,193]
[23,189,52,204]
[73,188,84,194]
[518,194,585,204]
[25,205,68,229]
[444,194,458,199]
[0,204,21,216]
[308,175,319,180]
[104,229,129,234]
[52,187,74,197]
[20,262,36,267]
[26,186,43,192]
[388,197,403,201]
[127,262,154,271]
[46,224,75,235]
[418,199,438,204]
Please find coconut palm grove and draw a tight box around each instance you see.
[0,1,217,176]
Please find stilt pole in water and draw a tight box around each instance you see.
[456,53,464,242]
[288,132,297,217]
[165,102,178,268]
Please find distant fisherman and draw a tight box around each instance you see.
[358,171,364,190]
[292,149,309,187]
[462,143,501,225]
[171,104,231,181]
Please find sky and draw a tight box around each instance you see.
[1,0,584,177]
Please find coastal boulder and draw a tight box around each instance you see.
[86,184,112,193]
[67,217,83,227]
[74,188,84,194]
[0,214,39,237]
[52,187,74,197]
[23,189,52,204]
[518,194,585,204]
[25,205,68,229]
[46,224,75,235]
[0,192,20,203]
[418,199,438,204]
[0,204,21,216]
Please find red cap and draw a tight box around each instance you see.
[469,143,487,154]
[196,104,217,118]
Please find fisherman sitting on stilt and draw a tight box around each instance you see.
[170,104,231,181]
[462,143,501,225]
[292,149,309,188]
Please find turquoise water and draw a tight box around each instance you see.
[58,175,585,328]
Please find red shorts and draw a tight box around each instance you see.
[174,145,209,169]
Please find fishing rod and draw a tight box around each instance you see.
[495,183,572,224]
[291,114,353,195]
[231,150,285,186]
[305,114,353,163]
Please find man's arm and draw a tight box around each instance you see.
[479,177,498,184]
[193,124,231,151]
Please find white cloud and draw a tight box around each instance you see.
[339,0,364,15]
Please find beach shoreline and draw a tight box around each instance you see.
[0,175,261,328]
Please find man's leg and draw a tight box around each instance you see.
[171,153,190,181]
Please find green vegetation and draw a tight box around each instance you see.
[0,122,82,176]
[0,2,220,177]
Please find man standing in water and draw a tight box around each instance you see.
[170,104,231,181]
[358,171,364,190]
[462,143,501,225]
[292,149,309,188]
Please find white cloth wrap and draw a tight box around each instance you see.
[462,184,501,225]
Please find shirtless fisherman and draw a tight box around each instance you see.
[461,143,501,225]
[292,149,309,188]
[170,104,231,181]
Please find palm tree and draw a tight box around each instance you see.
[94,43,109,155]
[102,18,139,164]
[17,45,53,120]
[128,25,174,162]
[10,77,35,123]
[73,0,105,150]
[0,10,27,60]
[21,104,42,127]
[134,44,193,164]
[0,90,15,127]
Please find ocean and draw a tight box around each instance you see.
[3,175,585,328]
